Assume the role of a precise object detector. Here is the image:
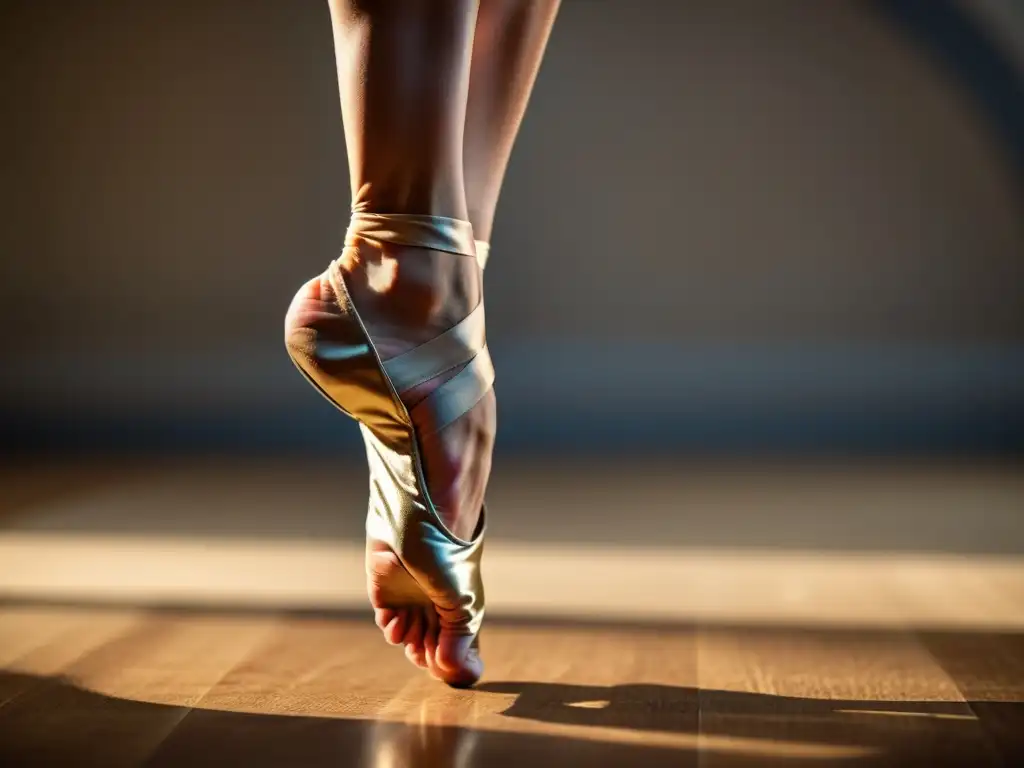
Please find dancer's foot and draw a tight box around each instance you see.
[285,217,493,686]
[344,235,492,685]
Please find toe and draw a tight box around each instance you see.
[435,630,483,688]
[405,642,427,669]
[382,610,407,646]
[423,615,443,681]
[374,607,396,632]
[402,608,425,649]
[424,610,482,687]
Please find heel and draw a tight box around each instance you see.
[284,265,411,448]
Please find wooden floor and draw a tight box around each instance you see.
[0,605,1020,767]
[2,459,1024,629]
[1,460,1021,764]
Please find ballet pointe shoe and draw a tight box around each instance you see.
[284,213,491,688]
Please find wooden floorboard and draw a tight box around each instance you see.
[920,631,1024,765]
[149,619,701,767]
[0,610,275,767]
[0,607,1020,766]
[697,625,1002,766]
[0,605,138,711]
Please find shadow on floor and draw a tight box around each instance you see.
[479,680,1021,766]
[0,669,1018,767]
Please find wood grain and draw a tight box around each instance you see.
[922,631,1024,765]
[695,626,1003,767]
[0,606,1019,766]
[0,610,275,767]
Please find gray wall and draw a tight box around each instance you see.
[2,0,1022,453]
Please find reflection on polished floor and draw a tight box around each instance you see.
[0,605,1021,767]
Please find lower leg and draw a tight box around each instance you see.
[328,0,490,537]
[329,0,480,333]
[318,0,490,685]
[334,0,476,220]
[464,0,561,245]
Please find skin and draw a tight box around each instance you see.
[464,0,562,243]
[325,0,559,685]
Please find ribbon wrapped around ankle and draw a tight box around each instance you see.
[345,212,477,258]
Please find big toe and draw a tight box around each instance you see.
[427,624,483,688]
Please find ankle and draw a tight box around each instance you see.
[341,239,480,330]
[350,179,469,224]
